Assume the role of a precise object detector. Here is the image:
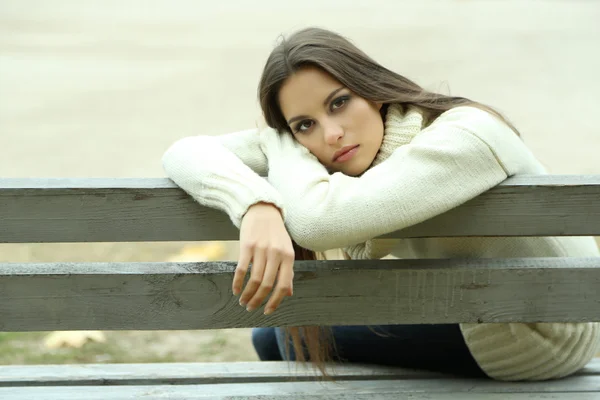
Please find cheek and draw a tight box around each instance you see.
[353,101,384,137]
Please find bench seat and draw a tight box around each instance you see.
[1,359,598,399]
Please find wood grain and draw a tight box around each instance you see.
[1,359,597,386]
[1,258,598,331]
[0,379,599,399]
[1,175,599,243]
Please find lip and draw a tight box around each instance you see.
[332,145,359,163]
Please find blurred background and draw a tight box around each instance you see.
[1,0,599,364]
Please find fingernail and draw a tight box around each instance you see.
[246,305,255,312]
[239,299,246,307]
[264,308,273,315]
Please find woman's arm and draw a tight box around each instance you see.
[163,128,298,315]
[162,128,285,228]
[261,108,511,251]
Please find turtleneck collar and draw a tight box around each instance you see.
[369,103,425,168]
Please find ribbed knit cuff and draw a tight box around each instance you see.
[198,172,286,229]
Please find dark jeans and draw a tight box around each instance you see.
[252,324,486,378]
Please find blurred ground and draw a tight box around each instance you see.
[1,0,599,364]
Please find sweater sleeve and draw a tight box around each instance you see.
[161,128,285,228]
[261,111,511,251]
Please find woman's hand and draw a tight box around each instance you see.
[233,202,295,315]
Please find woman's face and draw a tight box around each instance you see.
[278,67,384,176]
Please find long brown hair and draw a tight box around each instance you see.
[259,27,519,135]
[258,27,519,376]
[284,242,336,378]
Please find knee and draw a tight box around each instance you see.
[251,328,282,361]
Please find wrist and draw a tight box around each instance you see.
[245,201,283,218]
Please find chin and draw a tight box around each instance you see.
[342,163,369,177]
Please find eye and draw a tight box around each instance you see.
[294,119,314,133]
[331,95,350,111]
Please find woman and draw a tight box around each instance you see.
[162,27,600,381]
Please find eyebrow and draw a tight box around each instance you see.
[286,86,346,126]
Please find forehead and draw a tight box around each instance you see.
[279,67,343,119]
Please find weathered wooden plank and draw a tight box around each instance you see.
[1,258,599,331]
[0,360,597,387]
[1,376,599,399]
[0,388,583,400]
[1,175,599,243]
[0,362,446,386]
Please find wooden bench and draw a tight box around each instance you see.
[1,175,599,399]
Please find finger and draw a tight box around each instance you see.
[239,247,266,307]
[264,255,294,315]
[246,251,281,312]
[233,245,252,296]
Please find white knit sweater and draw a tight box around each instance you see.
[162,104,600,381]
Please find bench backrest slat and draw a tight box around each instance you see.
[1,175,600,243]
[1,258,598,331]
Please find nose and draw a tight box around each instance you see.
[322,119,344,145]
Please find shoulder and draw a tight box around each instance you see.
[429,106,515,137]
[426,106,543,176]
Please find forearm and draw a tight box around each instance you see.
[162,130,285,228]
